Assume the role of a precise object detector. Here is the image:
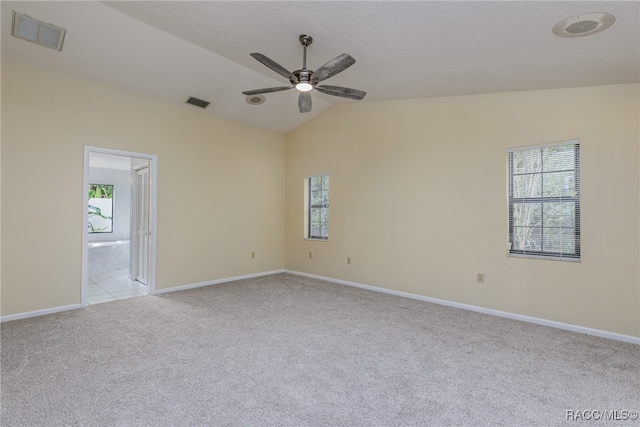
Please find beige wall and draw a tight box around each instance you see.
[1,58,285,316]
[285,84,640,337]
[2,57,638,338]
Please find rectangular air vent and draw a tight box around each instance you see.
[185,97,210,109]
[11,11,66,51]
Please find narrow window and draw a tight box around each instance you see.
[306,175,329,240]
[508,141,580,260]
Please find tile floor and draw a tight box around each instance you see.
[88,269,147,305]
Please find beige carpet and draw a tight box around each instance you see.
[1,273,638,426]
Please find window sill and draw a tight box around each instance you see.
[507,253,581,262]
[304,238,328,242]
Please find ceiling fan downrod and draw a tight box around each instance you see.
[299,34,312,69]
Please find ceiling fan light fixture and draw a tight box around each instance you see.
[295,82,313,92]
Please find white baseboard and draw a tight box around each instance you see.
[4,270,637,344]
[153,269,286,295]
[1,270,286,322]
[0,303,84,323]
[285,270,640,345]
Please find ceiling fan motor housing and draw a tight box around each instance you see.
[291,69,313,86]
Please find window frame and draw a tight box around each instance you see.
[507,140,581,261]
[305,175,329,241]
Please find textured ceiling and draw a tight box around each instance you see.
[2,1,639,133]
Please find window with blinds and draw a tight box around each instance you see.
[507,141,580,260]
[307,175,329,240]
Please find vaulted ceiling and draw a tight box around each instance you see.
[2,1,638,133]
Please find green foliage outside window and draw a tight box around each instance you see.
[88,184,113,233]
[89,184,113,199]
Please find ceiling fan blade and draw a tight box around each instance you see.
[250,53,296,81]
[298,92,312,113]
[310,53,356,83]
[242,86,293,95]
[315,85,366,100]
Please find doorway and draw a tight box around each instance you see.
[82,146,158,306]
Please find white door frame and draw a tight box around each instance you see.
[82,145,158,306]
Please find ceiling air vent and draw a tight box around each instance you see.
[245,94,266,105]
[11,11,66,51]
[553,12,615,38]
[185,96,210,109]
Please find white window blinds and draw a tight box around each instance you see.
[308,175,329,240]
[507,141,580,260]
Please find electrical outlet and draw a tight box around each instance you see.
[347,256,351,264]
[477,273,485,283]
[308,252,312,259]
[251,252,255,259]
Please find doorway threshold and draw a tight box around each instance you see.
[87,269,147,305]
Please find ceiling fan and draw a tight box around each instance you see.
[242,35,366,113]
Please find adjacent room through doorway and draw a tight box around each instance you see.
[84,149,156,305]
